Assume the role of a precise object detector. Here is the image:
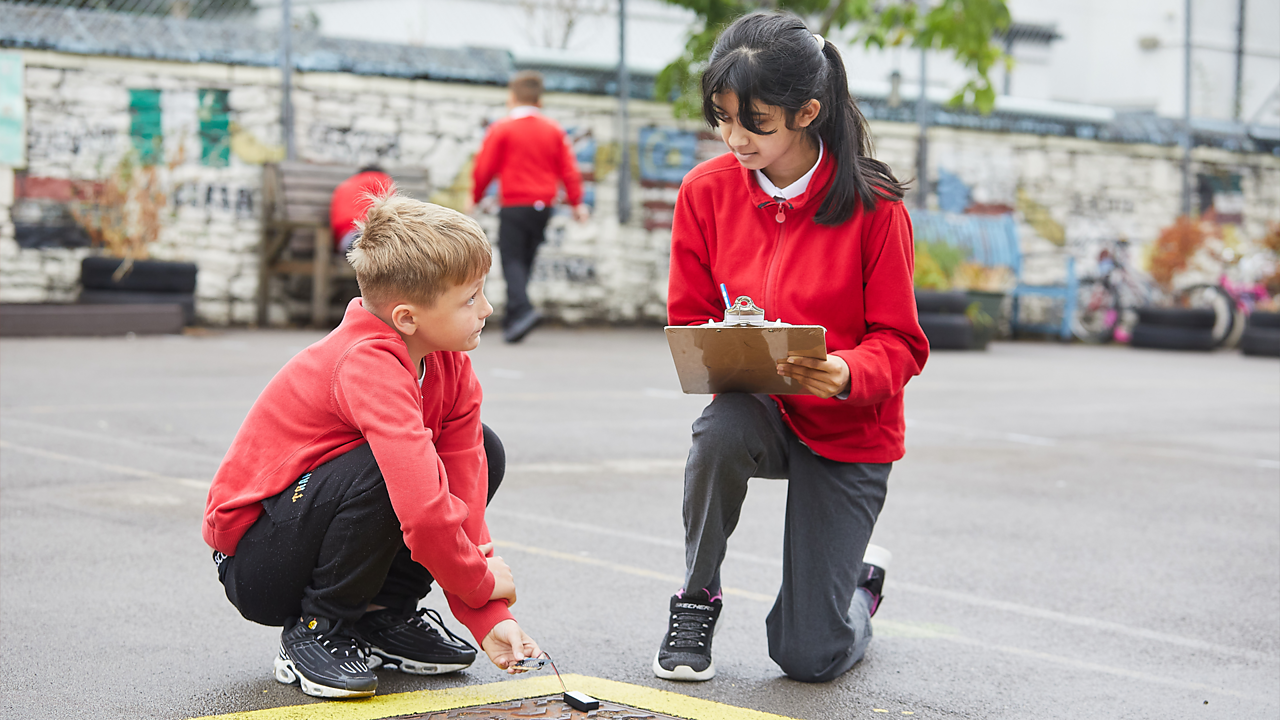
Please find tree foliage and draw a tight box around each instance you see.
[654,0,1011,117]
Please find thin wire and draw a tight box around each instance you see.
[535,651,568,694]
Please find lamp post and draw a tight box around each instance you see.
[1180,0,1192,216]
[280,0,296,161]
[915,43,929,210]
[617,0,631,224]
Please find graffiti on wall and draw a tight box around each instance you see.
[1197,171,1244,225]
[198,88,231,168]
[171,181,256,218]
[11,174,97,248]
[635,127,718,231]
[13,87,263,248]
[26,126,122,163]
[307,125,400,166]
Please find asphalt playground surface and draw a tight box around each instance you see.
[1,326,1277,719]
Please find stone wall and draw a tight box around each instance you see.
[2,48,1278,327]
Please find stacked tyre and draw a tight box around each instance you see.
[915,290,981,350]
[1128,307,1216,351]
[80,256,198,324]
[1240,311,1280,357]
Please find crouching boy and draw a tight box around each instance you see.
[203,195,538,698]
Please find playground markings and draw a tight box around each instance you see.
[189,673,799,720]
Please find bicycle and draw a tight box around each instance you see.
[1175,250,1273,349]
[1071,239,1162,343]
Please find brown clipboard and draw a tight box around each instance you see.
[665,324,827,395]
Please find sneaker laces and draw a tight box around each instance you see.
[667,608,714,650]
[408,608,476,650]
[314,618,372,662]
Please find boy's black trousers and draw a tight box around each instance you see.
[497,205,552,325]
[217,425,505,625]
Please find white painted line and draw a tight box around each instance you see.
[893,581,1275,663]
[0,440,211,489]
[495,539,1272,703]
[495,539,1269,702]
[905,418,1279,469]
[906,418,1058,447]
[1,400,253,414]
[0,417,226,464]
[506,459,687,474]
[488,509,1275,664]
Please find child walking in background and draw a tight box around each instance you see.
[206,196,539,699]
[656,12,929,684]
[471,70,590,343]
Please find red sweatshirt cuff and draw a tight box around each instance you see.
[448,595,516,646]
[458,567,496,609]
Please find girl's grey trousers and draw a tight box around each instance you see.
[681,393,891,683]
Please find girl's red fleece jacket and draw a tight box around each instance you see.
[202,298,512,642]
[668,152,930,463]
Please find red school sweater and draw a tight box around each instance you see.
[668,152,930,463]
[202,298,512,642]
[471,110,584,208]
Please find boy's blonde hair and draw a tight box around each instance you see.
[347,194,492,309]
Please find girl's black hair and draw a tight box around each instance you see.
[701,12,906,225]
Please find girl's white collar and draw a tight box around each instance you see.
[754,139,824,200]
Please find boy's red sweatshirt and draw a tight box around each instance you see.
[471,110,584,208]
[202,298,513,642]
[668,152,929,463]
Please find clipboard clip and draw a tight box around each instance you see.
[724,296,766,326]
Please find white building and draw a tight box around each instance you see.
[274,0,1278,126]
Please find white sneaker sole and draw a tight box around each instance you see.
[273,655,376,699]
[653,651,715,681]
[371,649,473,675]
[863,543,892,570]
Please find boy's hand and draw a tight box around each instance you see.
[777,355,850,399]
[478,543,517,606]
[573,204,591,223]
[481,619,541,673]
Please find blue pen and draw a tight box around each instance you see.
[719,283,732,309]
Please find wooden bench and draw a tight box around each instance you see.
[912,211,1078,340]
[256,162,431,327]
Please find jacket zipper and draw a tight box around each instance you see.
[757,197,791,319]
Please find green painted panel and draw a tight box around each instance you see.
[129,88,163,165]
[198,88,230,167]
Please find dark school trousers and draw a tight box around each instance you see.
[497,206,552,325]
[217,425,505,625]
[682,393,890,683]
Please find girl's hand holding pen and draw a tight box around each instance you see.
[778,355,851,399]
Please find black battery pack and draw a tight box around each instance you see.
[563,690,600,712]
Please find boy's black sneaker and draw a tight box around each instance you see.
[356,607,477,675]
[653,588,721,681]
[503,310,542,343]
[274,615,377,699]
[860,544,893,617]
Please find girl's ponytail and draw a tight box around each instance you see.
[815,39,906,225]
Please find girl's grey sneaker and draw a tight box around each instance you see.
[653,588,722,681]
[355,607,477,675]
[860,544,892,616]
[274,615,377,698]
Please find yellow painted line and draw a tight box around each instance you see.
[189,673,799,720]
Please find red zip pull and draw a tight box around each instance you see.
[775,208,785,223]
